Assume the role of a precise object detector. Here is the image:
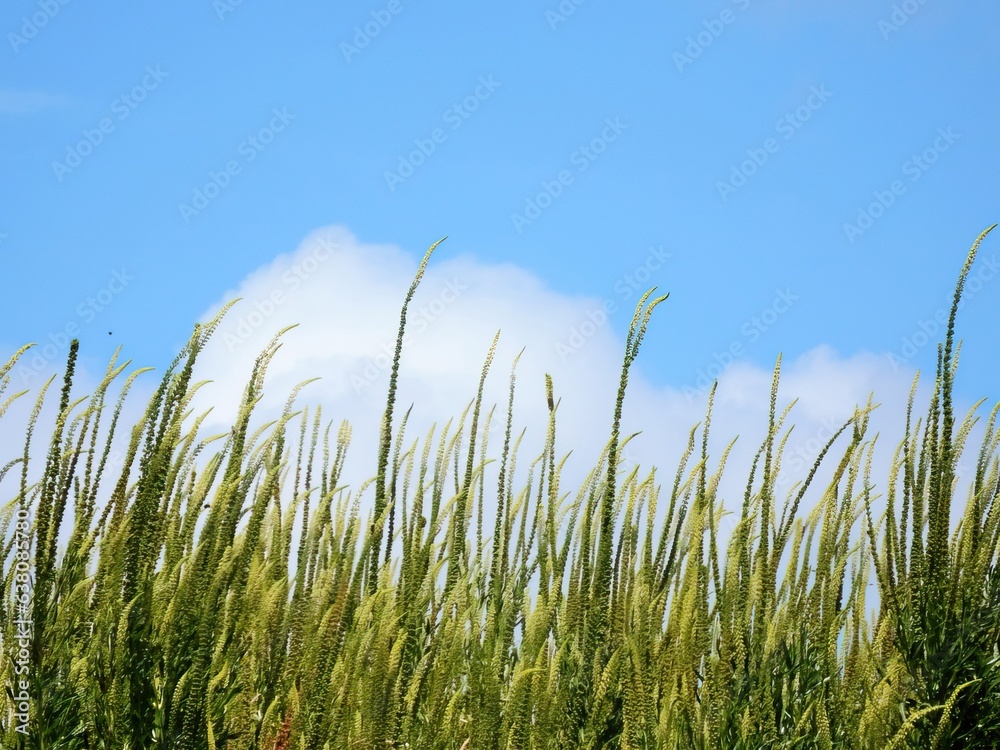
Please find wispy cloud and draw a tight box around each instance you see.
[0,89,68,115]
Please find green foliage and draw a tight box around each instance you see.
[1,227,998,748]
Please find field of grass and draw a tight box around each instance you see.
[2,226,999,749]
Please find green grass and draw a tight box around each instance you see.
[2,225,998,749]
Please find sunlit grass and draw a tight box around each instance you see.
[2,226,998,748]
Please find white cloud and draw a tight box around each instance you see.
[1,224,986,569]
[188,225,969,547]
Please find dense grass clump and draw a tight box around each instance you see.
[2,226,998,749]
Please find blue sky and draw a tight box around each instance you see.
[2,0,998,420]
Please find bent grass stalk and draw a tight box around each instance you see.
[1,226,998,748]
